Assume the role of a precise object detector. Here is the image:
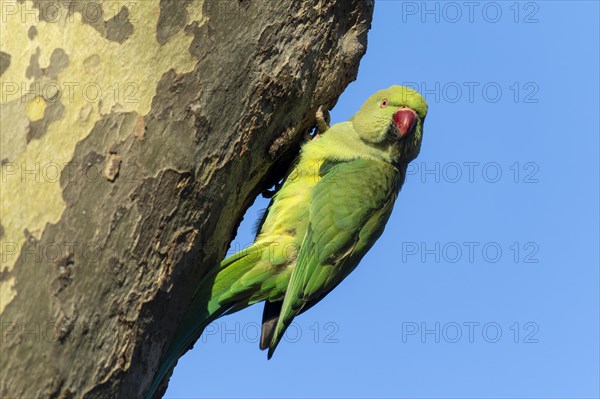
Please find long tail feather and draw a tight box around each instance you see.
[145,245,262,399]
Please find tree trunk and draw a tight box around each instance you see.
[0,1,373,397]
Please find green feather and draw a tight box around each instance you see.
[267,159,399,358]
[145,86,428,398]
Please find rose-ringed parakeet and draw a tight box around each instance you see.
[146,85,428,398]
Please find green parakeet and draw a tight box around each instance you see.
[146,85,428,398]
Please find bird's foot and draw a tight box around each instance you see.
[315,105,330,135]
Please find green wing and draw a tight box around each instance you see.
[267,158,400,357]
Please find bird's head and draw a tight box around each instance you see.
[351,85,428,164]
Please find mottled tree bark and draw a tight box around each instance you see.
[0,0,373,397]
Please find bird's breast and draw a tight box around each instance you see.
[257,157,325,242]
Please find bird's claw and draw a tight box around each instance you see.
[316,105,330,135]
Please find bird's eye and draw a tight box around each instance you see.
[380,99,388,108]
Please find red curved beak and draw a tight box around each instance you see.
[393,108,418,138]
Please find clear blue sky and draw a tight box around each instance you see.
[167,2,599,398]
